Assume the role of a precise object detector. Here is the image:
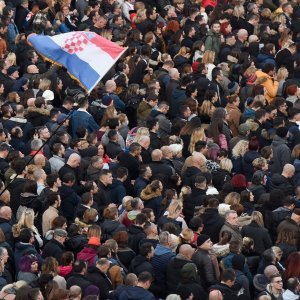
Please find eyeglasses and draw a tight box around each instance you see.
[274,280,283,283]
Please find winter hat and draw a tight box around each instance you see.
[264,265,279,279]
[57,113,68,124]
[276,126,288,138]
[180,263,198,281]
[197,234,210,247]
[232,254,245,271]
[88,237,101,246]
[238,123,250,136]
[227,81,239,94]
[7,66,19,76]
[83,285,99,297]
[102,95,113,107]
[42,90,54,101]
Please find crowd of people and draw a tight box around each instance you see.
[0,0,299,299]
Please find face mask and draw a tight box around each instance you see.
[94,215,99,222]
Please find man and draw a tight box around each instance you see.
[42,192,60,236]
[49,143,65,174]
[58,153,81,183]
[110,167,128,205]
[86,156,103,182]
[257,43,276,69]
[277,208,300,250]
[129,242,155,276]
[219,34,236,64]
[259,274,284,299]
[0,206,13,247]
[70,96,100,137]
[94,170,113,213]
[235,29,248,50]
[147,119,161,151]
[150,102,171,140]
[117,271,155,300]
[67,260,93,294]
[208,67,225,106]
[220,210,242,242]
[137,136,151,164]
[166,244,195,294]
[183,175,207,225]
[245,14,260,35]
[205,22,221,60]
[0,143,10,182]
[276,43,297,74]
[270,163,295,196]
[105,80,125,111]
[181,25,196,49]
[282,2,293,28]
[106,130,122,159]
[137,93,159,127]
[118,142,142,180]
[166,68,180,104]
[42,228,67,262]
[210,269,238,300]
[255,63,278,104]
[229,123,250,151]
[151,231,175,297]
[155,60,173,101]
[23,64,59,86]
[192,234,218,289]
[59,173,80,226]
[128,213,147,254]
[33,168,46,195]
[86,258,113,300]
[282,278,300,300]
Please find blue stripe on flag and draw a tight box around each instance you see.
[29,35,100,92]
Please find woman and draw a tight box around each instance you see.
[275,228,297,266]
[207,117,228,150]
[249,171,266,203]
[292,144,300,186]
[240,190,255,216]
[41,257,66,289]
[241,211,272,255]
[276,67,289,97]
[12,208,43,249]
[17,254,39,284]
[198,100,216,125]
[113,231,136,269]
[278,28,293,49]
[283,252,300,283]
[231,5,247,30]
[167,30,184,58]
[58,252,74,278]
[212,158,232,191]
[188,127,206,155]
[124,83,141,128]
[36,78,51,98]
[231,140,249,174]
[192,40,205,62]
[212,231,232,258]
[157,200,183,235]
[173,46,191,70]
[97,143,111,165]
[202,50,216,81]
[225,94,241,137]
[140,180,163,218]
[50,77,64,108]
[77,236,100,267]
[101,206,127,242]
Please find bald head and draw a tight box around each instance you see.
[179,244,195,260]
[105,80,116,92]
[27,64,39,74]
[27,98,36,107]
[0,206,12,220]
[34,154,45,167]
[264,265,279,279]
[68,153,81,168]
[282,163,295,178]
[161,146,172,159]
[151,149,162,161]
[169,68,180,80]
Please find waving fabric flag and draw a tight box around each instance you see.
[28,32,127,93]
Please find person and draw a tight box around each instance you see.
[259,273,284,300]
[42,192,60,236]
[220,210,242,243]
[42,229,67,262]
[282,277,300,300]
[192,234,218,289]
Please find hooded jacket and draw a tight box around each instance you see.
[77,247,98,267]
[101,219,126,241]
[117,285,156,300]
[128,224,146,254]
[140,186,162,218]
[25,107,50,127]
[129,255,154,276]
[270,135,291,174]
[255,70,278,104]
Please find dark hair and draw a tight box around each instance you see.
[139,242,153,257]
[47,192,59,206]
[11,158,27,174]
[19,228,33,243]
[138,271,153,283]
[23,180,37,194]
[221,268,236,282]
[46,174,59,188]
[135,213,148,225]
[116,167,128,179]
[262,63,275,73]
[210,118,223,144]
[62,173,76,184]
[248,137,259,151]
[72,260,87,273]
[189,216,203,231]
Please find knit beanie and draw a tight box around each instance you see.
[197,234,210,247]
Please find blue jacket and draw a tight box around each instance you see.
[110,179,126,205]
[256,53,276,69]
[109,93,125,112]
[151,245,175,290]
[117,286,155,300]
[71,109,100,137]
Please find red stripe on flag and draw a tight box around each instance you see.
[90,35,124,60]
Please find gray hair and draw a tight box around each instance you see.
[159,231,171,245]
[30,139,43,151]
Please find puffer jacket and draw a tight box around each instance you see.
[129,254,154,276]
[77,247,98,267]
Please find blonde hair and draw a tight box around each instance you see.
[219,158,233,172]
[6,53,17,66]
[38,78,51,91]
[118,113,127,124]
[251,210,264,227]
[135,9,146,23]
[188,127,206,154]
[168,200,182,217]
[292,144,300,159]
[277,67,288,81]
[252,157,268,170]
[87,225,101,239]
[12,208,35,237]
[26,164,38,180]
[231,140,249,158]
[178,186,191,202]
[179,228,193,242]
[224,192,240,205]
[199,100,213,116]
[83,208,98,224]
[233,5,245,18]
[202,50,215,64]
[271,246,283,260]
[174,46,191,59]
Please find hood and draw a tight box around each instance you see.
[272,135,288,147]
[243,150,260,163]
[77,247,97,263]
[201,208,223,225]
[131,255,148,269]
[15,242,34,252]
[127,210,139,220]
[256,70,271,80]
[101,219,122,233]
[128,224,144,235]
[26,107,50,116]
[140,185,161,201]
[58,265,72,277]
[253,274,269,291]
[181,262,198,281]
[19,193,38,206]
[283,289,299,300]
[150,110,162,118]
[64,234,86,250]
[154,244,173,256]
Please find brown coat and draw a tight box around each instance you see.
[225,103,241,137]
[42,206,59,236]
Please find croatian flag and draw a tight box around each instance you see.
[28,32,127,93]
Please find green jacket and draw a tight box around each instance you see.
[205,29,221,58]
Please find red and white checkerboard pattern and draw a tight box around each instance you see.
[62,33,89,54]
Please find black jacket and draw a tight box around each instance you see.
[201,208,225,244]
[118,152,140,180]
[157,216,182,235]
[182,166,202,187]
[86,266,113,300]
[94,181,111,214]
[128,224,146,254]
[0,218,13,247]
[192,249,217,289]
[270,174,294,196]
[66,273,92,294]
[241,221,273,255]
[166,254,192,294]
[133,177,149,197]
[129,255,154,276]
[183,188,207,225]
[210,283,239,300]
[7,177,27,215]
[42,239,65,262]
[101,219,127,242]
